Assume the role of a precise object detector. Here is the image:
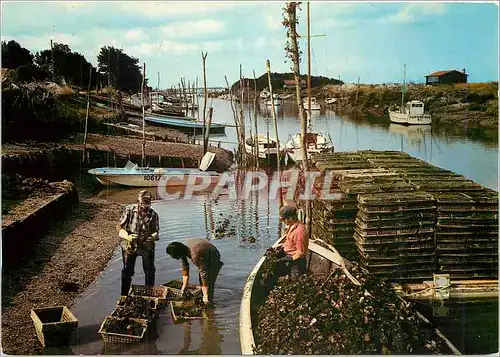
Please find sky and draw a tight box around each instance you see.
[1,1,498,87]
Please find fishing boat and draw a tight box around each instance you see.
[303,96,321,111]
[88,152,220,187]
[239,236,462,355]
[144,115,226,134]
[285,132,334,163]
[389,64,432,125]
[325,97,337,105]
[265,94,280,107]
[245,134,283,164]
[388,100,432,125]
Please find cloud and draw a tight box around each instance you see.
[118,2,236,18]
[386,3,447,24]
[159,19,225,38]
[124,29,145,42]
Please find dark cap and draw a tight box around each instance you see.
[279,205,297,220]
[138,190,152,204]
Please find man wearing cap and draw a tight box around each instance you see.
[116,190,160,296]
[274,205,309,281]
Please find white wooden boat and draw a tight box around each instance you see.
[303,96,321,111]
[245,134,283,163]
[325,97,337,104]
[285,132,334,162]
[388,100,432,125]
[239,237,461,355]
[265,94,280,107]
[88,152,220,187]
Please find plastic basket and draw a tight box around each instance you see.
[98,316,148,344]
[30,306,78,347]
[128,285,169,303]
[170,301,206,323]
[163,280,202,301]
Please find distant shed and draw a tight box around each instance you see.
[283,79,306,89]
[425,69,468,85]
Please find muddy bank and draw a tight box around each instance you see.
[1,192,123,355]
[314,82,498,129]
[2,133,234,180]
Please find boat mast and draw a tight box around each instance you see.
[401,63,406,111]
[307,1,312,127]
[141,62,146,167]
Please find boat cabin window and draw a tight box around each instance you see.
[412,103,423,107]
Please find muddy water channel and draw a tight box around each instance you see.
[69,99,497,354]
[70,188,281,355]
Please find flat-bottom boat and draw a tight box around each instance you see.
[239,236,461,355]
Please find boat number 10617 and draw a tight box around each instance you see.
[144,174,162,181]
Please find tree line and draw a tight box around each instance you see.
[1,40,146,92]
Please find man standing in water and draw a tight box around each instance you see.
[166,239,223,306]
[274,205,309,281]
[117,190,160,296]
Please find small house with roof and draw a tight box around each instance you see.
[283,79,306,89]
[425,69,468,85]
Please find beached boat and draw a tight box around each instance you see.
[144,115,226,134]
[245,134,284,164]
[325,97,337,104]
[88,152,220,187]
[284,132,334,163]
[388,100,432,125]
[239,237,462,355]
[303,96,321,111]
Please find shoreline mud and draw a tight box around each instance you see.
[1,191,123,355]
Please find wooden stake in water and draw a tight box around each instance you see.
[253,70,260,169]
[202,52,208,154]
[141,62,146,167]
[82,66,92,163]
[266,59,283,208]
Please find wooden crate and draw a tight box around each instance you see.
[30,306,78,347]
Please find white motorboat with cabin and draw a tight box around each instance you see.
[388,100,432,125]
[303,96,321,111]
[245,134,283,163]
[285,132,334,163]
[87,152,220,187]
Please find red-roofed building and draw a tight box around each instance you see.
[425,69,468,85]
[283,79,306,89]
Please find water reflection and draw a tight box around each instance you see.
[179,311,223,355]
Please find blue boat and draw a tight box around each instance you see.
[145,115,226,133]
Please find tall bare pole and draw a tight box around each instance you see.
[239,64,247,167]
[307,2,312,127]
[50,39,55,82]
[355,75,360,109]
[82,66,92,163]
[253,70,260,169]
[141,62,146,167]
[202,52,208,154]
[195,77,200,121]
[266,60,283,208]
[286,1,310,235]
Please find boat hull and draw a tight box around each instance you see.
[240,238,461,355]
[145,116,226,133]
[389,110,432,125]
[88,168,220,187]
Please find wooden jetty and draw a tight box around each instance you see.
[299,150,498,299]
